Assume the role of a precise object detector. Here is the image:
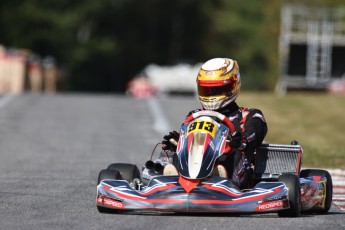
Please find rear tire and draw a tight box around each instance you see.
[278,173,301,217]
[107,163,141,183]
[300,169,333,214]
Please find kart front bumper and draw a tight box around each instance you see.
[96,176,290,213]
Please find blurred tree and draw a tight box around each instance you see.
[207,0,281,90]
[0,0,343,92]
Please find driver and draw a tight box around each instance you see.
[162,58,267,189]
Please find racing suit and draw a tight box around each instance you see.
[184,102,268,189]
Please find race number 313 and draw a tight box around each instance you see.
[187,120,217,137]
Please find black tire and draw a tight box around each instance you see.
[97,169,122,185]
[300,169,333,214]
[107,163,141,183]
[97,169,122,213]
[278,173,301,217]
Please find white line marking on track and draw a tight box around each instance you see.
[146,98,171,135]
[0,94,16,109]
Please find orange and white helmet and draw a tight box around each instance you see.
[197,58,241,110]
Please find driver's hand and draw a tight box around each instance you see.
[162,131,179,151]
[228,119,247,151]
[229,131,243,148]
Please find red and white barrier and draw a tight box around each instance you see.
[329,169,345,212]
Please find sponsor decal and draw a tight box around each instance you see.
[301,183,318,203]
[97,197,124,209]
[257,200,284,210]
[246,133,255,143]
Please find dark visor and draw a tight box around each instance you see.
[198,83,234,97]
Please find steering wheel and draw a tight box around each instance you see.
[183,110,236,135]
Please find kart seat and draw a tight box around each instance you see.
[163,164,179,176]
[212,165,228,178]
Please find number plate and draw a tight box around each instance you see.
[187,120,218,137]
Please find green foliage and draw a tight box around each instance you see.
[209,0,281,90]
[238,92,345,168]
[0,0,342,92]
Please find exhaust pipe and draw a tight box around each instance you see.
[145,160,164,173]
[145,160,155,170]
[153,162,164,173]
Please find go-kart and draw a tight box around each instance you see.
[96,110,333,217]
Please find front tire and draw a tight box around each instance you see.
[278,173,301,217]
[300,169,333,214]
[97,169,122,185]
[107,163,141,183]
[97,169,122,213]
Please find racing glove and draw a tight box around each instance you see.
[229,131,244,149]
[162,131,179,151]
[228,120,246,151]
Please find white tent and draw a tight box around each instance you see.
[143,63,201,94]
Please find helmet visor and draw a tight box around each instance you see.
[198,83,234,97]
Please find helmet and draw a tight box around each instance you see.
[197,58,241,110]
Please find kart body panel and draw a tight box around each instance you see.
[96,176,290,213]
[300,176,329,211]
[97,168,329,214]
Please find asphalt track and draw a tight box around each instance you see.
[0,94,344,230]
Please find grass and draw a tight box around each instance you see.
[237,92,345,169]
